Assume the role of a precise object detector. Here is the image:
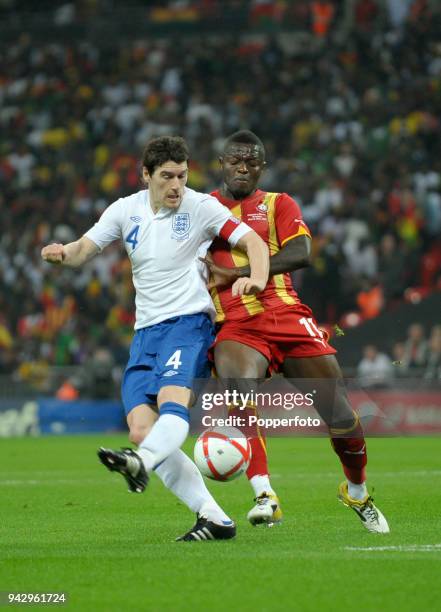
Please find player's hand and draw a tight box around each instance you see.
[199,256,239,290]
[41,243,66,265]
[231,277,266,296]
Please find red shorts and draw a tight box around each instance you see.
[211,304,336,372]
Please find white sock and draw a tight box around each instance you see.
[154,449,232,523]
[249,474,275,498]
[348,480,368,501]
[137,413,189,472]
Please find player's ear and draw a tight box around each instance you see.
[218,156,224,168]
[142,166,150,185]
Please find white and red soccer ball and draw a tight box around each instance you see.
[194,427,252,481]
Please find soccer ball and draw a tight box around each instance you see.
[194,426,252,481]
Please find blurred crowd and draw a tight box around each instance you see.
[357,322,441,386]
[0,0,440,393]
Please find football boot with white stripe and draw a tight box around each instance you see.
[338,481,390,533]
[176,514,236,542]
[98,447,148,493]
[247,492,283,526]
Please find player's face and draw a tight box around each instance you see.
[220,144,265,199]
[143,161,188,212]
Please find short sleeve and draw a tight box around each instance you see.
[199,195,251,246]
[275,193,311,247]
[84,199,123,251]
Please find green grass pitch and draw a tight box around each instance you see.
[1,436,440,611]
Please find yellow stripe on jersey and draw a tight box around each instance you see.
[281,225,311,247]
[230,202,242,219]
[266,193,279,256]
[266,192,297,306]
[273,274,297,305]
[211,201,242,321]
[211,287,225,323]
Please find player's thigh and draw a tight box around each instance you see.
[215,340,269,378]
[283,353,343,379]
[283,354,354,426]
[127,403,158,445]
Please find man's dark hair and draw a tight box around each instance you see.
[142,136,189,175]
[223,130,265,159]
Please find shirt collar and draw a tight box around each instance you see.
[211,189,265,208]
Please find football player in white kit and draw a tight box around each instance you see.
[41,136,269,541]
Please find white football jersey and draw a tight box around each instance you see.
[85,187,250,329]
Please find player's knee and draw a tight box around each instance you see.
[129,426,150,446]
[157,385,192,408]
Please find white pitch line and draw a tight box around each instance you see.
[1,469,440,488]
[270,470,441,479]
[0,480,39,485]
[1,470,440,485]
[344,544,441,552]
[0,479,101,486]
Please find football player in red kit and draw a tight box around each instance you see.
[207,130,389,533]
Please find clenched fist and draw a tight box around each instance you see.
[231,276,267,296]
[41,243,66,264]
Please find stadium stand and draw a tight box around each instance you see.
[0,0,440,394]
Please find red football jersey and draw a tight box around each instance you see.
[210,189,311,322]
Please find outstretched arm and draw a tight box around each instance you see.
[228,230,269,296]
[203,235,311,290]
[238,234,311,277]
[41,236,99,268]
